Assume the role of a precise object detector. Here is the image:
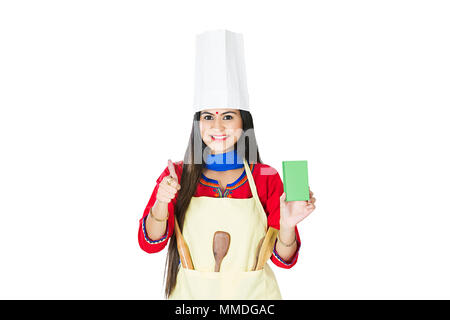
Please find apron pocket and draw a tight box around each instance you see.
[169,265,282,300]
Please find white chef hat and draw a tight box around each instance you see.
[193,29,250,113]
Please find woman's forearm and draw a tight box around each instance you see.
[145,200,169,240]
[275,225,297,261]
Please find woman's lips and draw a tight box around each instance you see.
[210,135,228,141]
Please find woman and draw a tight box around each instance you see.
[138,108,316,299]
[138,30,316,299]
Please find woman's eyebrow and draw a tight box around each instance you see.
[200,111,237,116]
[221,111,237,115]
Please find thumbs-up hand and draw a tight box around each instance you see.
[156,159,182,204]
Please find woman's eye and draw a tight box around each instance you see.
[203,115,213,120]
[223,115,233,120]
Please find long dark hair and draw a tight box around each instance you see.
[163,109,262,299]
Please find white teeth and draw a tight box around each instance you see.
[212,135,227,140]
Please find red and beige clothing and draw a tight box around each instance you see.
[138,161,300,268]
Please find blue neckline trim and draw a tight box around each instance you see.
[200,162,255,188]
[205,149,244,171]
[201,167,247,187]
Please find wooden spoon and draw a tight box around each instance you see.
[252,237,265,271]
[174,217,194,270]
[255,227,279,270]
[213,231,231,272]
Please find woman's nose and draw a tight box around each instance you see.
[212,118,225,130]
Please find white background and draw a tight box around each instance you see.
[1,0,449,299]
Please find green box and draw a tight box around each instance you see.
[282,160,309,201]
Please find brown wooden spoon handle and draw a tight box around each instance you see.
[213,231,230,272]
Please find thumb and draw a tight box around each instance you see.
[167,159,178,182]
[280,192,287,217]
[280,192,286,206]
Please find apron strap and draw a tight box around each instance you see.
[243,159,268,228]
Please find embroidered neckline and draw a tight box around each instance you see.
[199,162,255,197]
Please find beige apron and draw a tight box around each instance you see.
[168,159,282,300]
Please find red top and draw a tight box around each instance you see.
[138,161,301,269]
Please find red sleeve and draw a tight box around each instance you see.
[138,161,183,254]
[259,165,301,269]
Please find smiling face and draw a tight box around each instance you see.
[199,108,244,154]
